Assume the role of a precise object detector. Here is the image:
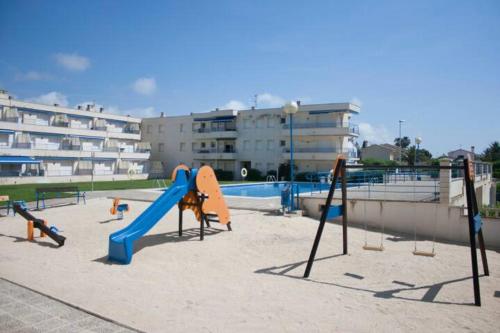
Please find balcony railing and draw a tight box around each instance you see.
[194,127,236,133]
[195,148,236,154]
[282,147,358,158]
[282,122,359,134]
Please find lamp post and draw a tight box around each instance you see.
[283,101,299,211]
[415,137,422,165]
[398,120,405,163]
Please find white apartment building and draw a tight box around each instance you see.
[0,90,150,184]
[142,102,359,179]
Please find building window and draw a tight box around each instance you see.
[280,140,286,147]
[243,119,251,129]
[180,142,185,152]
[201,142,206,148]
[255,140,263,151]
[280,117,286,124]
[158,124,164,133]
[147,125,152,134]
[210,142,216,148]
[158,143,164,152]
[267,140,274,151]
[267,117,274,128]
[243,140,250,151]
[180,124,184,132]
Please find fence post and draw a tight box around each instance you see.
[439,158,452,204]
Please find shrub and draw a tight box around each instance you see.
[214,169,234,181]
[246,168,264,181]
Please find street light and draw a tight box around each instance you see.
[283,101,299,211]
[415,136,422,165]
[398,120,405,163]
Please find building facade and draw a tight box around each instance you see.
[142,102,359,179]
[0,90,150,184]
[361,143,402,161]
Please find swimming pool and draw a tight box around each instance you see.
[220,182,330,198]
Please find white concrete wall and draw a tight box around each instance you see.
[300,197,500,249]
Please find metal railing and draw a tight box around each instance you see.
[282,147,357,158]
[195,148,237,154]
[282,122,359,134]
[194,127,236,133]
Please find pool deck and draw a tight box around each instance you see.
[0,198,499,332]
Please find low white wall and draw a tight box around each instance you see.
[0,173,149,185]
[300,196,500,249]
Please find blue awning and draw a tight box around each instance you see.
[0,129,15,134]
[0,156,42,164]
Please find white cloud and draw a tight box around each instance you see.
[256,93,285,108]
[93,104,156,118]
[358,122,391,144]
[54,53,90,71]
[132,77,157,95]
[28,91,69,107]
[222,100,247,110]
[15,71,52,81]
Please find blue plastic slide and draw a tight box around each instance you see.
[108,170,190,264]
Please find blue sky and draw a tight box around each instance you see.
[0,0,499,155]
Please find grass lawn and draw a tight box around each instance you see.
[0,179,173,203]
[0,179,255,203]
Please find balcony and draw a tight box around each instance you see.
[282,147,358,160]
[193,148,237,160]
[282,122,359,136]
[192,127,238,139]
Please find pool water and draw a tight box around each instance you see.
[220,182,330,198]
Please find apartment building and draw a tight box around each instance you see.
[0,90,150,184]
[142,102,359,179]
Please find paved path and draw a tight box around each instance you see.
[0,278,139,333]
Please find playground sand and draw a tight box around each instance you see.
[0,198,499,332]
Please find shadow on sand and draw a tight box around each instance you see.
[0,233,59,249]
[93,227,224,265]
[255,254,482,306]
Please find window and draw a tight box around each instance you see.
[243,140,250,151]
[267,140,274,151]
[210,142,216,148]
[280,117,286,124]
[146,124,152,134]
[158,124,164,133]
[243,118,251,129]
[158,143,164,152]
[280,140,286,147]
[179,142,185,152]
[267,117,274,128]
[256,117,265,128]
[180,124,184,132]
[201,142,206,148]
[255,140,263,151]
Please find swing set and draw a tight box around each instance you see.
[304,156,490,306]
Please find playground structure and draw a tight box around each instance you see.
[12,202,66,247]
[110,198,130,220]
[108,164,231,264]
[303,156,490,306]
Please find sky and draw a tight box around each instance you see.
[0,0,499,156]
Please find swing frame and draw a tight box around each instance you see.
[303,157,490,306]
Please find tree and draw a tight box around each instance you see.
[405,145,433,165]
[394,136,411,149]
[481,141,500,162]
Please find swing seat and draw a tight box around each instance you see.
[412,250,435,257]
[363,245,384,251]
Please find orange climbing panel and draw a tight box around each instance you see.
[172,164,204,223]
[196,166,230,225]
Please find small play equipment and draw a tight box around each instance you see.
[110,198,130,220]
[35,186,86,210]
[108,164,232,264]
[12,202,66,247]
[303,156,489,306]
